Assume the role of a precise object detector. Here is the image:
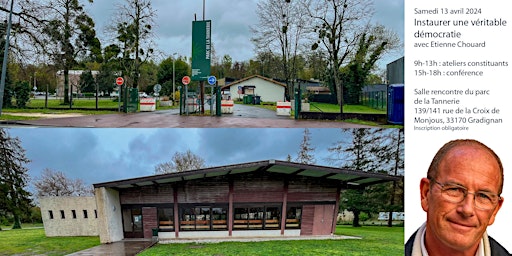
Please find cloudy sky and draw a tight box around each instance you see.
[8,128,362,188]
[85,0,404,69]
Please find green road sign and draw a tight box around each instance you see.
[191,20,211,81]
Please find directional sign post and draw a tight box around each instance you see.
[207,76,217,116]
[207,75,217,86]
[182,76,191,85]
[116,77,124,86]
[116,77,124,112]
[182,76,191,115]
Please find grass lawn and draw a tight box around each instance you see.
[1,98,178,120]
[0,228,100,256]
[139,225,404,256]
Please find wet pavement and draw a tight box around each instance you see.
[4,104,375,128]
[67,239,156,256]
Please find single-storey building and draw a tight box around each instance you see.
[221,75,286,103]
[56,70,99,97]
[91,160,400,243]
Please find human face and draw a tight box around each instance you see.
[420,144,504,254]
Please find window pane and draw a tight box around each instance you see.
[181,207,196,230]
[286,207,302,229]
[212,207,227,230]
[248,207,263,229]
[196,207,210,230]
[234,208,248,230]
[264,207,280,230]
[158,208,174,230]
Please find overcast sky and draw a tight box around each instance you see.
[8,128,362,189]
[85,0,404,69]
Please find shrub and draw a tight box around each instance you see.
[14,81,31,108]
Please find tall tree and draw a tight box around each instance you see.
[0,128,32,230]
[78,70,96,93]
[157,56,189,97]
[252,0,310,100]
[42,0,101,106]
[342,25,400,104]
[377,128,404,227]
[309,0,374,114]
[295,128,316,164]
[328,128,391,227]
[114,0,156,89]
[154,149,207,174]
[33,168,93,197]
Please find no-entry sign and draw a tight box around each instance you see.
[182,76,191,85]
[116,77,124,86]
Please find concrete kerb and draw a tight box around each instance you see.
[158,235,361,244]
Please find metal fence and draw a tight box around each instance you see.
[359,91,387,110]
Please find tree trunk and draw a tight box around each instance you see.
[12,214,21,229]
[352,209,361,227]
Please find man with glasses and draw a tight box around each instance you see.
[405,139,509,255]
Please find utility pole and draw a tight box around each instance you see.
[0,0,15,115]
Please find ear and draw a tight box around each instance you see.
[420,178,431,212]
[488,197,503,226]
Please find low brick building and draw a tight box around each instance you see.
[93,160,400,243]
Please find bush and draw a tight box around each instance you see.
[14,81,31,108]
[359,212,370,222]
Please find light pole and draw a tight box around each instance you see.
[0,0,15,115]
[172,53,177,102]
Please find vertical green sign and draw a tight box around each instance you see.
[191,20,211,81]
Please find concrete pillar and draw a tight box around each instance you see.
[95,187,123,243]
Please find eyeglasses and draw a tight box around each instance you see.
[430,179,501,210]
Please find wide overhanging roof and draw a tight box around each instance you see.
[93,160,401,190]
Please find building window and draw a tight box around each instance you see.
[180,205,227,231]
[94,210,98,218]
[83,210,88,219]
[158,208,174,231]
[60,210,65,219]
[286,206,302,229]
[234,205,281,230]
[72,210,77,219]
[48,210,54,219]
[211,207,227,230]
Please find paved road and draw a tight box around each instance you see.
[5,104,375,128]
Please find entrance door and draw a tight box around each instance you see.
[123,208,144,238]
[312,205,334,235]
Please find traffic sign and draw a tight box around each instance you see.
[154,84,162,93]
[207,75,217,85]
[116,77,124,86]
[182,76,191,85]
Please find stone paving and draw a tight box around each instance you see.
[67,235,360,255]
[67,239,156,256]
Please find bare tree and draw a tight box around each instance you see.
[111,0,156,89]
[40,0,101,106]
[0,0,48,62]
[295,128,316,164]
[308,0,374,114]
[33,168,93,197]
[154,149,207,174]
[252,0,310,100]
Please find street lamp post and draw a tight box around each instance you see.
[172,53,177,102]
[0,0,15,115]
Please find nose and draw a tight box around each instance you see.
[457,192,476,216]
